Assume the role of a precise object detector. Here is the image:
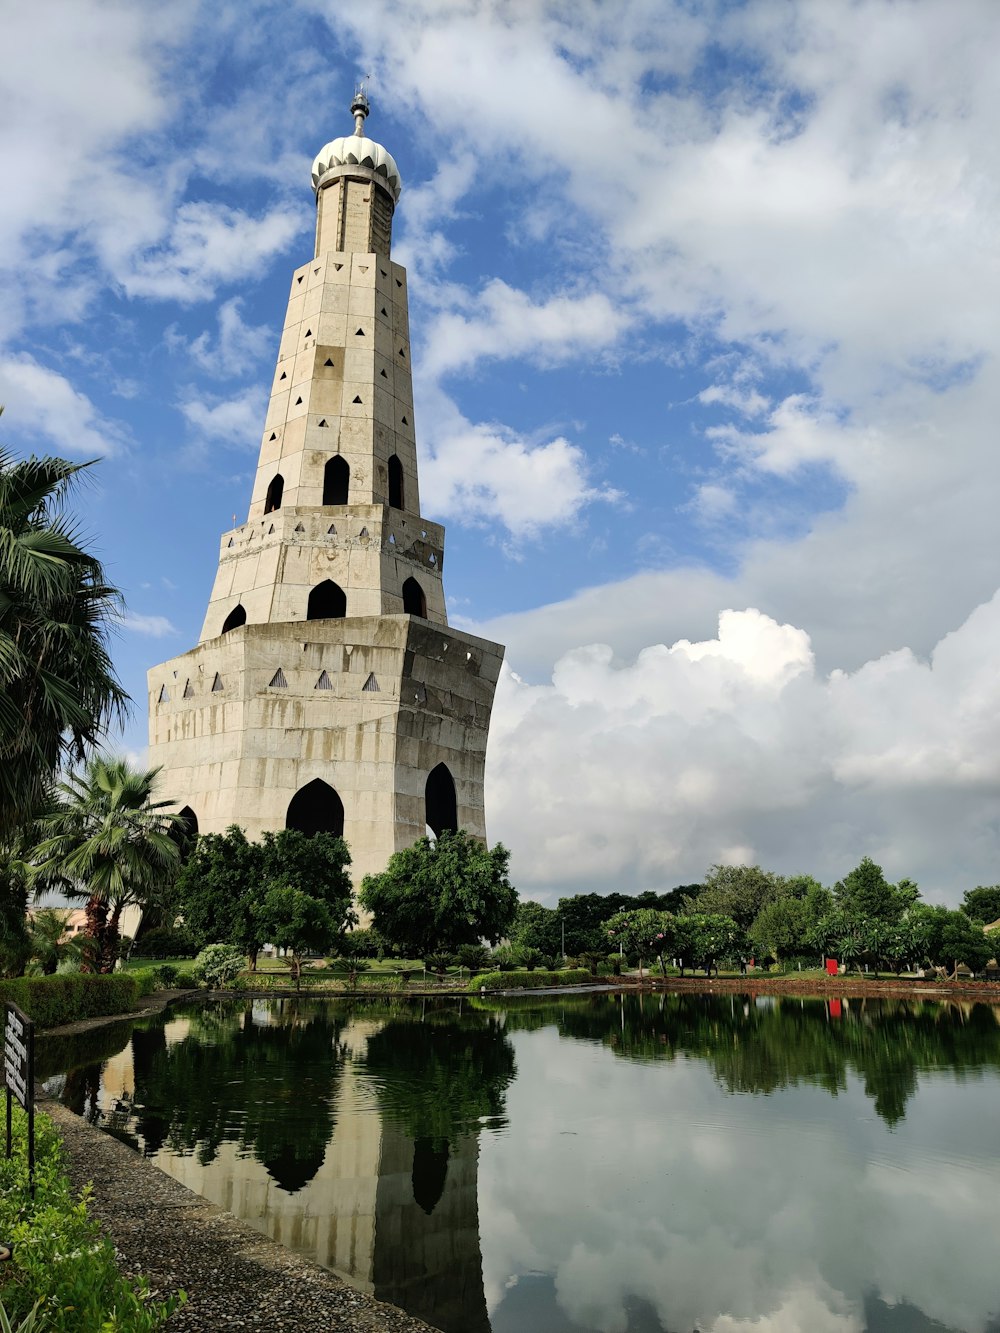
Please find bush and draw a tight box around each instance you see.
[172,967,201,989]
[515,946,544,972]
[490,946,519,972]
[456,943,490,973]
[192,944,245,988]
[132,927,197,958]
[0,974,139,1030]
[470,969,594,991]
[0,1103,181,1329]
[423,952,452,977]
[130,969,159,998]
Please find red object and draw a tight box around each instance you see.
[825,958,839,976]
[829,998,842,1018]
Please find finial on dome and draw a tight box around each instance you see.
[351,82,370,137]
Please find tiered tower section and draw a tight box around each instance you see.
[147,93,505,883]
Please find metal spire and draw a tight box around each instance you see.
[351,81,370,137]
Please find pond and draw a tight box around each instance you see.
[41,992,1000,1333]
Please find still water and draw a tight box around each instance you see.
[41,993,1000,1333]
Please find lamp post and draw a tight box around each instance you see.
[561,918,565,961]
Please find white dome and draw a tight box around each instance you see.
[311,135,402,201]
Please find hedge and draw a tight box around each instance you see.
[0,974,140,1031]
[0,1102,180,1330]
[470,968,595,991]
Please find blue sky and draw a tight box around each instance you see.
[6,0,1000,904]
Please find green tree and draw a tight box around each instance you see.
[0,835,32,976]
[934,911,993,978]
[834,857,919,925]
[687,913,744,976]
[26,907,81,975]
[0,441,127,836]
[961,885,1000,925]
[749,897,809,965]
[360,831,517,956]
[256,886,336,990]
[695,864,787,930]
[33,758,183,972]
[603,908,675,976]
[510,899,561,955]
[176,826,353,967]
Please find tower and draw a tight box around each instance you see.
[147,92,505,883]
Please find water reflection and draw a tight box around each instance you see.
[42,993,1000,1333]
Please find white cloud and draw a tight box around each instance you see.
[486,596,1000,901]
[122,613,179,638]
[418,387,621,539]
[0,355,126,458]
[181,298,273,379]
[179,388,266,451]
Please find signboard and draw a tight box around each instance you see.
[3,1002,35,1195]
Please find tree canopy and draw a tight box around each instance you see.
[359,830,517,956]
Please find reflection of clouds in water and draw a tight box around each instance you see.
[479,1027,1000,1333]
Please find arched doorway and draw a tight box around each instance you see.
[388,454,404,509]
[177,806,198,839]
[221,604,247,633]
[264,474,284,514]
[425,763,457,838]
[323,456,349,505]
[286,780,345,838]
[307,580,346,620]
[402,577,427,618]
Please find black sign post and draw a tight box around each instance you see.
[3,1002,35,1197]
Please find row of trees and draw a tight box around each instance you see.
[512,860,1000,979]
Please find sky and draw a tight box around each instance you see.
[5,0,1000,906]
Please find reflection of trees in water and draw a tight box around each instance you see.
[361,1006,516,1152]
[493,992,1000,1126]
[124,1000,346,1192]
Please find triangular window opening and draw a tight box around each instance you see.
[380,368,388,378]
[355,328,365,336]
[314,266,320,274]
[315,670,333,691]
[270,432,277,440]
[334,263,343,271]
[396,278,402,287]
[381,307,388,317]
[227,537,234,548]
[381,268,387,277]
[296,275,303,284]
[388,533,396,545]
[327,523,337,534]
[268,524,274,534]
[158,685,169,703]
[305,329,312,337]
[352,395,362,404]
[362,672,380,693]
[359,526,369,538]
[318,419,328,427]
[183,679,194,698]
[359,265,368,273]
[269,668,288,688]
[399,347,406,357]
[295,396,303,405]
[401,415,408,425]
[294,522,305,533]
[324,358,334,367]
[279,371,287,380]
[211,673,224,693]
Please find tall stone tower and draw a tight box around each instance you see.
[147,92,505,884]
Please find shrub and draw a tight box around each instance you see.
[171,967,200,989]
[456,943,490,973]
[423,952,452,977]
[0,1103,181,1329]
[192,944,245,988]
[515,946,544,972]
[132,927,197,958]
[0,974,139,1030]
[490,946,518,972]
[131,969,159,998]
[470,969,594,991]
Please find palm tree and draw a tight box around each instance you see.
[33,759,184,973]
[0,429,128,836]
[26,907,81,975]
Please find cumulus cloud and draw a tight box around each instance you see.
[418,387,621,539]
[179,387,266,451]
[486,598,1000,901]
[0,355,126,457]
[178,298,273,379]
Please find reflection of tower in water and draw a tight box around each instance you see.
[112,1009,493,1333]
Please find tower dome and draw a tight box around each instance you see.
[311,88,402,201]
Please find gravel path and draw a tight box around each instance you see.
[42,1100,440,1333]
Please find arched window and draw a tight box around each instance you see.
[425,763,458,838]
[323,456,349,505]
[177,806,199,839]
[412,1138,449,1215]
[388,454,404,509]
[264,473,284,514]
[402,577,427,618]
[286,779,344,838]
[307,580,346,620]
[221,604,247,634]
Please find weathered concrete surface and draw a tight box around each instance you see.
[43,1099,440,1333]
